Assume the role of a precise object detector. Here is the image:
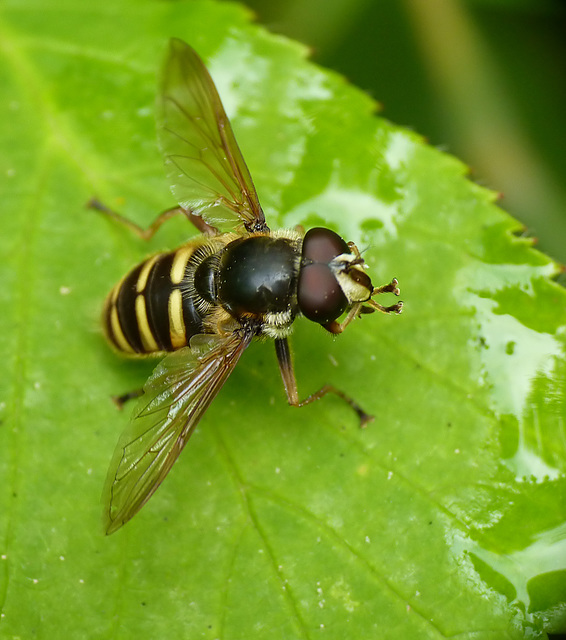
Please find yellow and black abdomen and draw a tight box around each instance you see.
[103,245,205,355]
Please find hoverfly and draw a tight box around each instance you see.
[98,38,402,534]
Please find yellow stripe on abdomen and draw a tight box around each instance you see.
[135,294,160,352]
[136,254,160,293]
[170,246,193,285]
[109,304,136,353]
[168,288,187,349]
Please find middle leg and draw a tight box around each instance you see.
[274,337,373,427]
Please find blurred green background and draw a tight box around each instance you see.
[239,0,566,271]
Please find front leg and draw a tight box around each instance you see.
[274,337,373,427]
[322,278,403,335]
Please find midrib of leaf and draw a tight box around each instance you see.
[0,24,62,619]
[0,22,136,626]
[0,136,49,620]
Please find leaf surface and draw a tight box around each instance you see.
[0,1,564,638]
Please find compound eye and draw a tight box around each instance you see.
[302,227,350,263]
[298,263,347,324]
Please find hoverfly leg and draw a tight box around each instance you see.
[87,199,218,239]
[363,278,402,315]
[322,304,363,334]
[366,299,404,315]
[88,198,180,239]
[111,388,144,410]
[373,278,400,297]
[274,337,374,428]
[347,241,361,258]
[184,210,219,235]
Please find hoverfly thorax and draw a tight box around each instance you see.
[217,234,300,317]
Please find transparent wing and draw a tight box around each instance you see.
[157,37,268,233]
[102,330,253,534]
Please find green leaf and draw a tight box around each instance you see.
[0,1,565,638]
